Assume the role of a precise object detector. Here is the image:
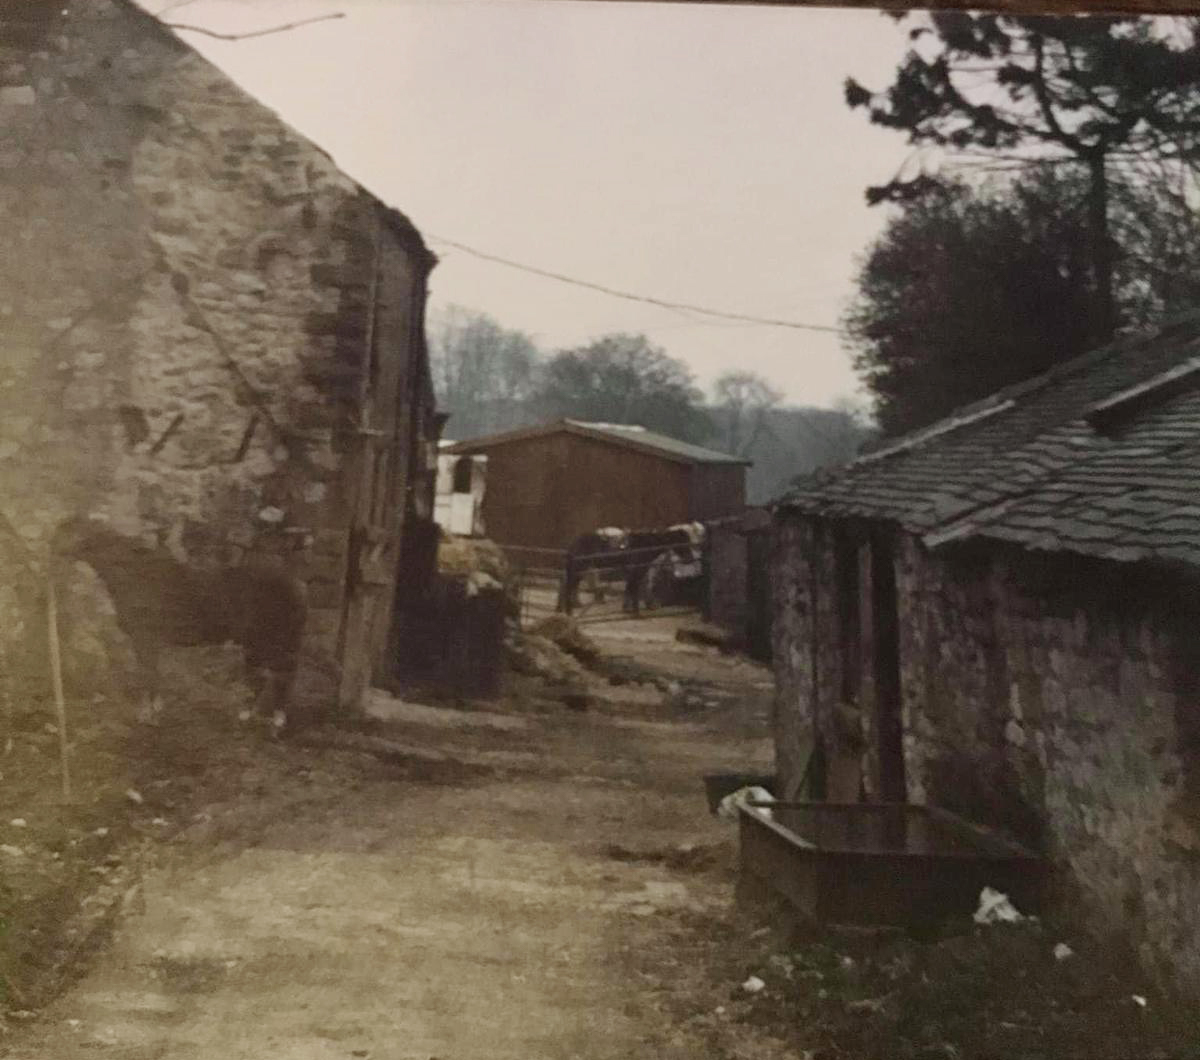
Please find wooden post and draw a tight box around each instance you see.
[0,633,12,756]
[46,573,70,802]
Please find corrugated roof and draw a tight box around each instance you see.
[446,419,748,466]
[778,312,1200,568]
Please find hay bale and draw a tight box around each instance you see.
[437,536,509,581]
[437,537,518,619]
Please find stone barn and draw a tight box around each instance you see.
[0,0,440,717]
[444,419,748,552]
[771,315,1200,994]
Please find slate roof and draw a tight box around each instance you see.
[446,419,748,466]
[778,313,1200,569]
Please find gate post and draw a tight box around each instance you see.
[559,552,574,614]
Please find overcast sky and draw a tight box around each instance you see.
[142,0,913,408]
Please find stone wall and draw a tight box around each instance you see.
[708,524,748,633]
[0,0,436,715]
[706,508,772,654]
[772,507,1200,994]
[770,515,828,797]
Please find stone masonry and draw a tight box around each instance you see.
[772,509,1200,995]
[0,0,438,717]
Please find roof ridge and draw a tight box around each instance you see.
[854,327,1151,467]
[446,419,749,464]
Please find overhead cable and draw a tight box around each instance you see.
[426,234,846,334]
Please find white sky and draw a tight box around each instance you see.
[140,0,913,407]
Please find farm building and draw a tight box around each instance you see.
[0,0,440,718]
[444,419,748,551]
[770,314,1200,993]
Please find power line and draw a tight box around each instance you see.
[165,12,345,40]
[425,233,846,335]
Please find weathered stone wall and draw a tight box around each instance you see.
[0,0,435,714]
[770,514,842,797]
[896,536,1200,993]
[707,509,772,653]
[708,524,748,633]
[772,506,1200,994]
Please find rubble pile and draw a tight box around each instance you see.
[527,614,602,667]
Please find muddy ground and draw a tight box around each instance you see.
[0,614,1196,1059]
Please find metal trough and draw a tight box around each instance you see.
[738,801,1046,926]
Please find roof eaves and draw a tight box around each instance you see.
[379,204,437,273]
[442,421,566,453]
[565,422,694,465]
[566,421,748,465]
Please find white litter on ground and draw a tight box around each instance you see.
[973,886,1024,924]
[741,975,766,994]
[717,786,775,821]
[1132,994,1148,1008]
[1053,942,1074,961]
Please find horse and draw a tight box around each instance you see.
[53,517,307,729]
[558,527,628,613]
[623,522,706,614]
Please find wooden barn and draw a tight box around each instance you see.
[444,420,748,550]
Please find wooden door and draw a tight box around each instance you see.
[336,434,400,709]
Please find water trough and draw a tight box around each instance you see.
[737,801,1046,926]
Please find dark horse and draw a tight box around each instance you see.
[622,522,705,614]
[560,522,706,615]
[53,517,307,728]
[558,527,628,613]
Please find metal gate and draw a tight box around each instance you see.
[501,540,705,629]
[498,546,567,629]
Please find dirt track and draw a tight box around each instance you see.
[0,619,789,1060]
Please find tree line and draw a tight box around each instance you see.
[429,306,871,506]
[845,12,1200,435]
[438,13,1200,493]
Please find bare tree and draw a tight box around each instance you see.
[711,371,783,458]
[430,306,541,440]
